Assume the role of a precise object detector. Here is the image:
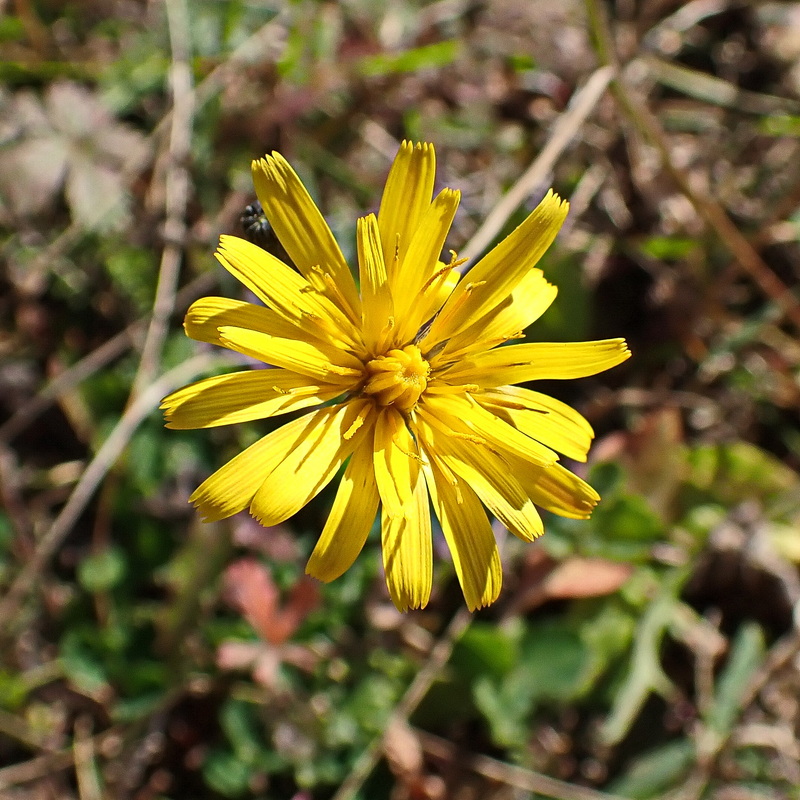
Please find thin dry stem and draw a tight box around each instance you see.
[331,608,473,800]
[131,0,194,398]
[419,730,633,800]
[460,64,616,263]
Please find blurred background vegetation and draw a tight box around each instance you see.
[2,1,800,798]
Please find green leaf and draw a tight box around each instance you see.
[127,423,167,495]
[453,622,520,681]
[473,676,529,749]
[202,749,252,798]
[519,623,589,701]
[60,632,109,694]
[600,570,689,745]
[758,114,800,137]
[221,699,263,766]
[103,246,156,313]
[472,622,589,749]
[594,495,664,542]
[685,442,800,508]
[532,252,591,342]
[638,236,699,261]
[77,546,127,593]
[705,622,765,736]
[0,670,31,710]
[356,41,460,78]
[609,739,695,798]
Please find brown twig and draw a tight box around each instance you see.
[74,716,103,800]
[419,730,632,800]
[0,726,123,792]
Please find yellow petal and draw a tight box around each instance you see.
[381,468,432,611]
[357,214,394,353]
[421,190,569,347]
[184,296,326,348]
[392,188,460,340]
[251,153,361,321]
[440,269,557,360]
[161,369,342,429]
[216,235,359,346]
[218,325,364,385]
[190,408,341,521]
[417,266,460,331]
[420,394,558,467]
[477,386,594,462]
[414,415,543,542]
[423,458,502,611]
[306,436,379,582]
[512,459,601,519]
[249,400,372,527]
[442,338,632,387]
[373,406,421,518]
[377,141,436,273]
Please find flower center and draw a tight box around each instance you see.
[363,345,430,412]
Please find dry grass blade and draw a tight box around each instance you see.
[643,55,800,115]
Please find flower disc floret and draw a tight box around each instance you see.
[363,345,430,412]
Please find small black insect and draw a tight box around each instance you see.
[240,200,292,264]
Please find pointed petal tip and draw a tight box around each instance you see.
[305,562,336,584]
[390,594,429,613]
[188,495,223,524]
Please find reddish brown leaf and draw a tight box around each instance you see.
[540,557,633,600]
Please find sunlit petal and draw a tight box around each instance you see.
[306,436,379,582]
[440,269,557,359]
[476,386,594,462]
[249,400,372,527]
[190,406,349,522]
[415,414,543,541]
[357,214,394,353]
[420,393,558,467]
[377,140,436,273]
[381,468,432,611]
[161,369,343,429]
[373,406,421,518]
[218,326,364,385]
[442,338,631,387]
[251,153,361,320]
[424,457,502,611]
[216,235,359,347]
[421,189,569,347]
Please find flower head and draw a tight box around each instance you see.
[162,142,630,611]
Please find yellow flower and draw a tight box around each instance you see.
[162,142,630,611]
